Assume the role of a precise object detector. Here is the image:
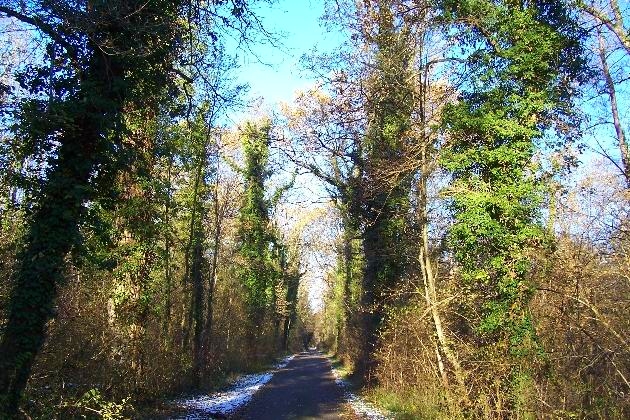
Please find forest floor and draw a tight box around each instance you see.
[167,350,389,419]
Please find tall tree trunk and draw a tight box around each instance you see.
[0,135,95,415]
[182,157,203,350]
[356,225,382,384]
[0,0,184,413]
[187,158,207,386]
[598,29,629,187]
[0,37,124,412]
[417,149,468,401]
[191,237,205,386]
[164,153,174,334]
[202,175,221,370]
[0,51,121,415]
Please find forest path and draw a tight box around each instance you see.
[231,350,350,419]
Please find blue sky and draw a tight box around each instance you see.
[228,0,345,310]
[232,0,340,113]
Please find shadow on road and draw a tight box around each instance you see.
[232,351,345,420]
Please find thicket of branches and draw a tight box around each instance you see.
[0,1,307,418]
[0,0,628,419]
[289,0,629,418]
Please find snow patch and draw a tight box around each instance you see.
[331,367,390,420]
[172,355,295,419]
[273,354,295,369]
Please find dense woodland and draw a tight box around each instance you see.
[0,0,628,419]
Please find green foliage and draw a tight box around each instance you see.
[362,2,415,296]
[440,0,587,412]
[318,226,364,358]
[0,0,304,417]
[72,389,132,420]
[0,0,189,414]
[234,120,303,357]
[369,387,454,420]
[236,121,279,312]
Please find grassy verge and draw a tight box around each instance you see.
[325,353,456,420]
[364,386,456,420]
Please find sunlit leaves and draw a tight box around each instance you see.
[440,1,587,402]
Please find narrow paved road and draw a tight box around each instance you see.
[232,351,348,420]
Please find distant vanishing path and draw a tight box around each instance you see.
[232,351,348,420]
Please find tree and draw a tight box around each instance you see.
[356,0,417,381]
[181,109,214,387]
[285,0,431,381]
[0,1,186,413]
[236,121,277,354]
[577,0,629,186]
[0,0,263,413]
[440,0,587,413]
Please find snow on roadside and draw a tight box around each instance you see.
[172,355,295,419]
[331,367,390,420]
[273,354,295,369]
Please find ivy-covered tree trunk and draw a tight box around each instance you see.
[353,0,415,381]
[334,210,362,361]
[237,121,275,361]
[0,51,124,415]
[281,270,300,352]
[279,245,301,352]
[0,0,184,414]
[440,0,586,414]
[357,226,383,381]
